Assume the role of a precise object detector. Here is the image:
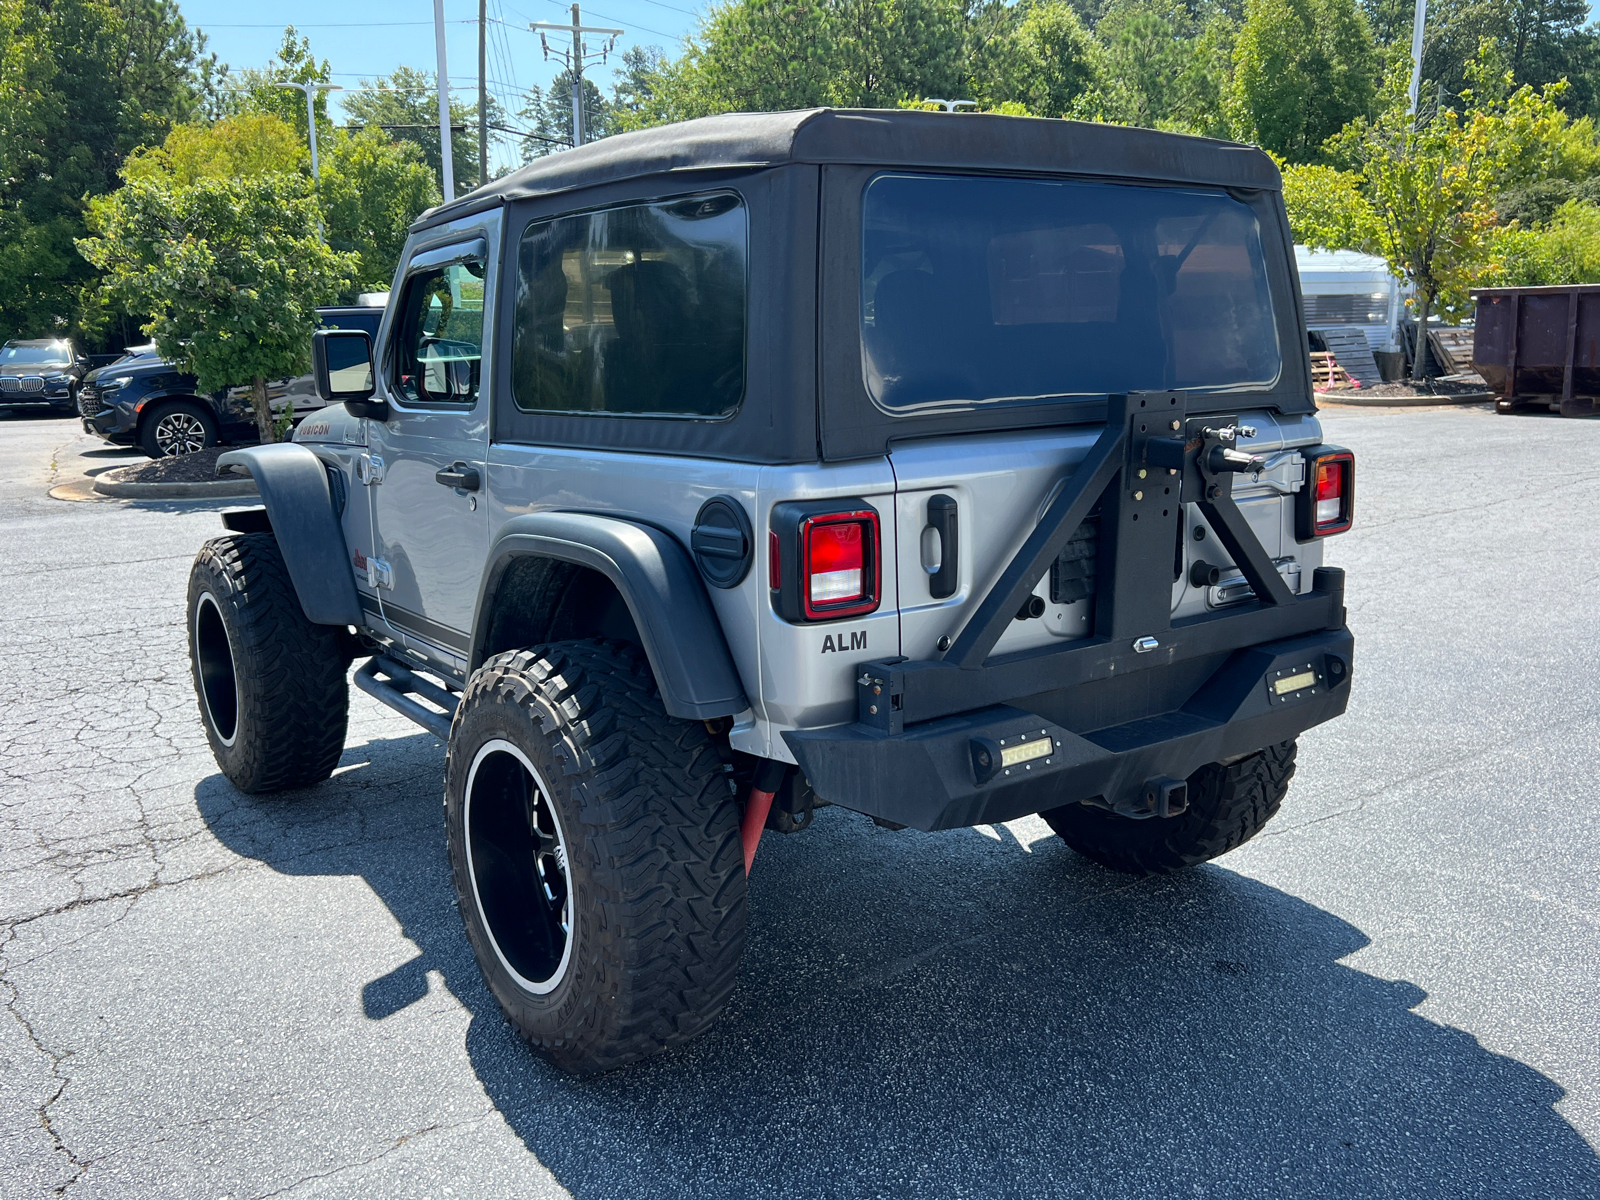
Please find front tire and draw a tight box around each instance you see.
[187,533,349,793]
[141,400,217,457]
[1042,741,1297,875]
[445,641,746,1075]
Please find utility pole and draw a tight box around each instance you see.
[433,0,455,198]
[1407,0,1427,115]
[532,4,622,148]
[478,0,488,188]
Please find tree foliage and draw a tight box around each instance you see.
[966,0,1104,118]
[614,0,968,126]
[1229,0,1378,160]
[79,173,357,441]
[1284,54,1597,374]
[343,66,501,198]
[1487,198,1600,286]
[0,0,220,346]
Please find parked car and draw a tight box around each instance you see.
[0,339,89,415]
[187,110,1356,1075]
[78,306,384,457]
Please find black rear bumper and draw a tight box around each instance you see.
[785,626,1353,831]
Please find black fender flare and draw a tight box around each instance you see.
[215,444,362,627]
[473,513,749,721]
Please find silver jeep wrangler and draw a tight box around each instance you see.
[187,110,1356,1074]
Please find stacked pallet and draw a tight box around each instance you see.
[1309,351,1355,390]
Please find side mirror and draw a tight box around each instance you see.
[312,328,387,419]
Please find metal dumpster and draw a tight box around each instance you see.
[1472,284,1600,416]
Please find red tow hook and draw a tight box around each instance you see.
[740,760,790,874]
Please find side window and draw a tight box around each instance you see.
[511,192,747,418]
[391,259,486,406]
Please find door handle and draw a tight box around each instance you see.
[435,461,480,492]
[926,494,958,599]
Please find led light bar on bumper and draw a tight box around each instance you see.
[770,499,882,622]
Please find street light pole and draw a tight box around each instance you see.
[478,0,488,188]
[1407,0,1428,115]
[274,81,342,180]
[433,0,456,198]
[532,4,622,148]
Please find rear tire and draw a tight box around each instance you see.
[1042,741,1297,875]
[141,400,217,457]
[445,640,746,1075]
[187,533,349,793]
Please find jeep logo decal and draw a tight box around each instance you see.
[820,630,867,655]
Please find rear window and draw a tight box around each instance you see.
[861,174,1281,412]
[511,192,747,419]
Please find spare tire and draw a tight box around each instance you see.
[1042,741,1297,875]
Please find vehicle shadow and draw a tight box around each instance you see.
[198,741,1600,1200]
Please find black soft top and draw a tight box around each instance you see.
[414,108,1281,232]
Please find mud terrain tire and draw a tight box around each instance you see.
[445,640,746,1075]
[1042,741,1298,875]
[187,533,349,793]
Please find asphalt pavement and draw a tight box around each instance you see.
[1,408,1597,1199]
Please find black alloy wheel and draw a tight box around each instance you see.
[464,740,575,995]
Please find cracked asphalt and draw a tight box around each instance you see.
[2,408,1598,1199]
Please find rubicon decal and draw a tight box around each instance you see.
[352,549,368,570]
[820,630,866,654]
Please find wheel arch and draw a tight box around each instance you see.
[215,444,362,627]
[472,513,749,721]
[134,392,210,432]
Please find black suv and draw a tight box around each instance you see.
[80,306,384,457]
[0,339,89,414]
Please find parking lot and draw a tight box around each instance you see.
[2,407,1598,1199]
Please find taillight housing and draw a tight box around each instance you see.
[770,500,882,622]
[1296,446,1354,539]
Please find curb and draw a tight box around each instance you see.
[1316,390,1493,408]
[92,471,259,499]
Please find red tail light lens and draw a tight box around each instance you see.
[807,521,864,604]
[801,511,879,618]
[1303,450,1354,536]
[770,500,883,622]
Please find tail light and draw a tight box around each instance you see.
[770,500,882,622]
[1296,447,1354,538]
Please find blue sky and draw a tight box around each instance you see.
[179,0,706,175]
[175,0,1600,177]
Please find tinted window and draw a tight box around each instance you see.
[512,193,747,418]
[391,259,486,406]
[861,175,1281,412]
[319,309,383,336]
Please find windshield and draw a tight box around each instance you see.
[1,344,71,367]
[861,174,1281,412]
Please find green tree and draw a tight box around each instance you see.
[122,112,304,184]
[1293,59,1587,376]
[518,68,608,159]
[318,127,439,296]
[114,111,437,302]
[1488,197,1600,284]
[1092,0,1234,133]
[966,0,1105,117]
[0,0,216,346]
[226,27,335,147]
[617,0,967,127]
[343,66,500,199]
[79,173,358,442]
[1384,0,1600,118]
[1230,0,1378,161]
